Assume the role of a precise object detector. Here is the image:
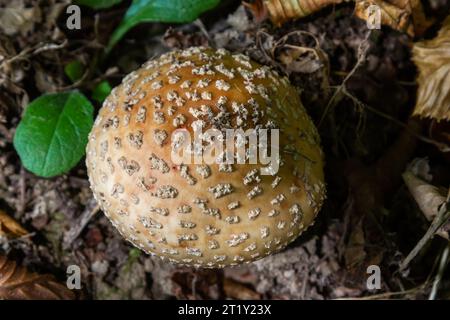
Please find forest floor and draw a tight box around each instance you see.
[0,0,450,299]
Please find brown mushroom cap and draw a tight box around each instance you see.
[86,47,326,268]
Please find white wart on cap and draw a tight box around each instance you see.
[86,47,326,268]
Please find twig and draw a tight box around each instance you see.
[300,271,309,299]
[337,283,428,300]
[6,232,36,244]
[63,198,100,248]
[0,41,67,70]
[193,19,212,44]
[429,243,450,300]
[191,273,198,299]
[356,99,450,153]
[318,31,372,128]
[400,201,450,271]
[255,30,287,71]
[56,51,101,92]
[17,166,26,217]
[56,17,115,93]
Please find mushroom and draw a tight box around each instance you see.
[86,47,326,268]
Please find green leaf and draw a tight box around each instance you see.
[75,0,123,10]
[64,60,84,83]
[14,91,94,178]
[106,0,220,52]
[92,80,112,103]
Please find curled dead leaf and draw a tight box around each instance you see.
[0,210,27,239]
[261,0,431,36]
[400,171,449,269]
[355,0,431,37]
[403,171,449,239]
[0,255,76,300]
[412,16,450,122]
[403,172,447,220]
[264,0,345,26]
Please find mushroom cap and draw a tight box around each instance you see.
[86,47,326,268]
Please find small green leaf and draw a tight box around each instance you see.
[14,91,94,178]
[106,0,220,52]
[64,60,84,83]
[92,80,112,103]
[129,248,142,260]
[75,0,123,10]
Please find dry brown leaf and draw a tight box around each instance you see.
[355,0,412,35]
[355,0,431,37]
[223,277,261,300]
[262,0,431,36]
[243,0,268,23]
[412,16,450,121]
[264,0,346,26]
[403,171,447,221]
[403,171,449,239]
[0,210,27,239]
[0,255,76,300]
[400,171,449,269]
